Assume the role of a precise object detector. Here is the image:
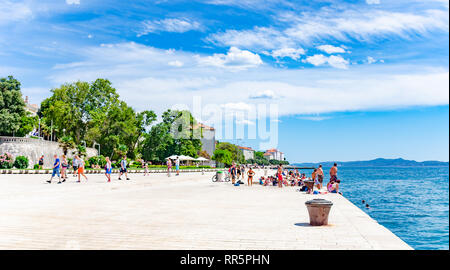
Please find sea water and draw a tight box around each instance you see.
[319,166,449,250]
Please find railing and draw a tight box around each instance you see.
[0,136,48,144]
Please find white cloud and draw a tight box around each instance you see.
[138,18,202,36]
[266,47,305,60]
[66,0,80,5]
[304,54,328,66]
[298,116,332,121]
[44,42,449,120]
[208,9,449,51]
[317,45,346,54]
[0,0,32,25]
[196,47,263,71]
[366,0,380,4]
[304,54,349,69]
[249,90,277,99]
[327,55,350,69]
[168,60,184,67]
[367,56,377,64]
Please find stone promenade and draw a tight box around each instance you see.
[0,170,412,250]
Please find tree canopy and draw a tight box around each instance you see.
[212,149,232,166]
[215,142,244,164]
[141,109,202,162]
[39,79,156,159]
[0,76,27,136]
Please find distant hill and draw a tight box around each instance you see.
[293,158,449,167]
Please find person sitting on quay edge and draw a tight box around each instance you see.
[327,179,341,194]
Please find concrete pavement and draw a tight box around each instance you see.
[0,170,412,250]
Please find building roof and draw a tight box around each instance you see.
[192,123,215,131]
[265,148,279,153]
[238,146,254,151]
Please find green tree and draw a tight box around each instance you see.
[115,144,128,158]
[39,79,120,143]
[212,149,233,166]
[39,78,156,159]
[215,142,244,163]
[255,151,265,159]
[58,136,76,155]
[141,109,202,162]
[76,144,87,157]
[0,76,27,136]
[198,150,210,159]
[16,113,38,137]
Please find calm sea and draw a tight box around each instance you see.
[319,166,449,250]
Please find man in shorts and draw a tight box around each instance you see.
[47,154,61,184]
[317,164,324,189]
[330,163,338,182]
[118,156,130,180]
[230,162,237,184]
[38,155,44,169]
[72,155,79,177]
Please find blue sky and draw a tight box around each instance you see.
[0,0,448,162]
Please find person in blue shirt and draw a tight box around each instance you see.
[118,156,130,180]
[47,154,61,184]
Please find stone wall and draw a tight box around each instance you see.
[0,136,98,168]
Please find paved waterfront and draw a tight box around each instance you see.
[0,170,412,250]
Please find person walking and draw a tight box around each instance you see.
[61,155,68,182]
[167,159,172,177]
[38,155,44,170]
[47,154,61,184]
[72,155,79,177]
[77,156,88,182]
[118,156,130,180]
[175,157,180,176]
[105,157,112,182]
[143,161,149,176]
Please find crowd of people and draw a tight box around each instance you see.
[226,162,342,195]
[46,154,131,184]
[44,153,342,195]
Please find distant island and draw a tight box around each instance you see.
[293,158,449,167]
